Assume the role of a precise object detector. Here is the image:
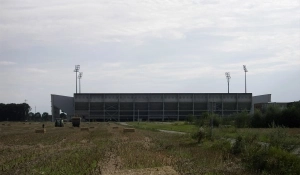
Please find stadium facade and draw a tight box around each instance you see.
[51,93,256,122]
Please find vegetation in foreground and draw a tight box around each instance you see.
[1,119,300,175]
[0,122,247,175]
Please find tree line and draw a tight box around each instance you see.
[0,103,49,122]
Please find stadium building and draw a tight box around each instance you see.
[51,93,264,122]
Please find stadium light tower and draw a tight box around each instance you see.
[74,65,80,93]
[78,72,83,93]
[243,65,248,93]
[225,72,231,93]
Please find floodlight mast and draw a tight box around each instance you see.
[225,72,231,93]
[78,72,83,93]
[74,65,80,93]
[243,65,248,93]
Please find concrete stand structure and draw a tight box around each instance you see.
[73,93,252,122]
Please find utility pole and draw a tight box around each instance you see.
[24,99,27,121]
[210,101,214,140]
[78,72,83,93]
[225,72,231,93]
[74,65,80,93]
[243,65,248,93]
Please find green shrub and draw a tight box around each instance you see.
[266,147,300,174]
[186,114,196,124]
[209,115,220,127]
[251,109,265,128]
[242,143,269,173]
[268,125,300,152]
[231,136,245,155]
[234,111,251,128]
[243,146,300,174]
[264,105,282,127]
[211,139,231,154]
[191,127,208,143]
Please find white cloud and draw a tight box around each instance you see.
[0,61,16,65]
[1,0,298,45]
[26,68,48,73]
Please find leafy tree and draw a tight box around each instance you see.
[35,112,41,121]
[28,112,34,121]
[22,103,31,121]
[251,109,265,128]
[280,103,300,127]
[0,103,31,121]
[42,112,49,121]
[0,103,6,121]
[230,111,250,128]
[265,105,282,127]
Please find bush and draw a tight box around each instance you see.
[251,109,265,128]
[242,143,268,172]
[268,125,300,152]
[264,105,282,127]
[281,105,300,128]
[211,139,232,160]
[234,111,251,128]
[252,102,300,128]
[265,147,300,174]
[186,114,196,124]
[209,115,220,128]
[231,136,245,155]
[194,113,219,128]
[223,111,251,128]
[243,146,300,174]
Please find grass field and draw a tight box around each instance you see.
[128,121,300,143]
[0,121,299,174]
[129,122,198,133]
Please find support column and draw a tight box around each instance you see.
[89,94,91,122]
[73,94,76,118]
[103,102,105,122]
[193,94,195,116]
[236,93,239,113]
[222,94,224,117]
[133,95,135,122]
[147,94,150,122]
[162,94,165,122]
[118,94,120,122]
[177,94,179,121]
[207,94,210,112]
[103,94,106,122]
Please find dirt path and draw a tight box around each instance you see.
[158,130,186,135]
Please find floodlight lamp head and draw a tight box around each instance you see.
[78,72,83,79]
[243,65,248,72]
[74,65,80,72]
[225,72,231,78]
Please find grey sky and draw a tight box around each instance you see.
[0,0,299,114]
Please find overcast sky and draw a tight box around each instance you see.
[0,0,299,114]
